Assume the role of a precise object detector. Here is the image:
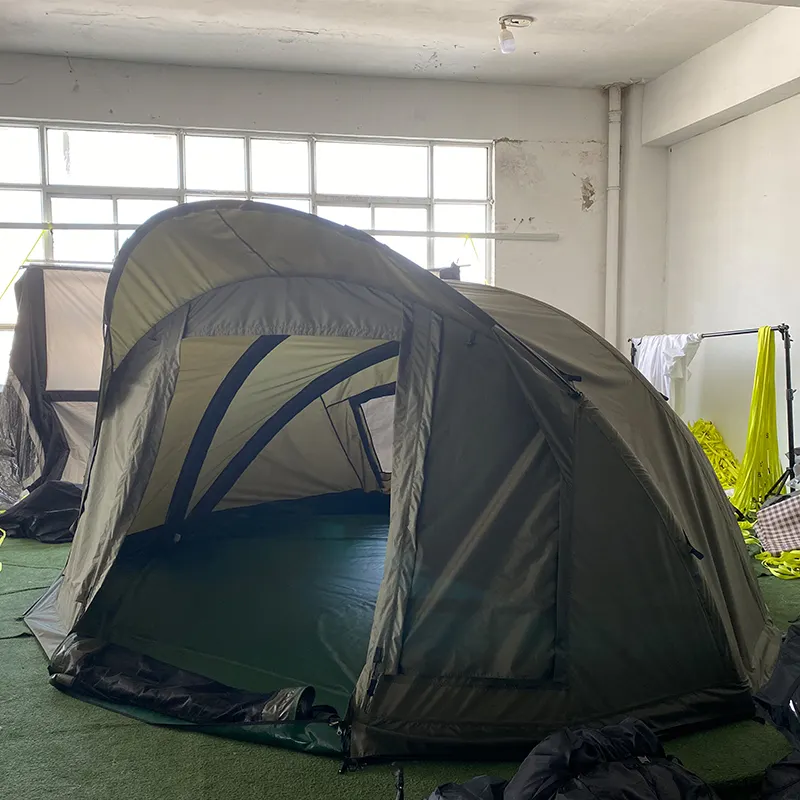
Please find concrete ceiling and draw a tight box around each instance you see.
[0,0,774,86]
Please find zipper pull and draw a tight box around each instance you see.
[685,535,704,560]
[367,646,384,697]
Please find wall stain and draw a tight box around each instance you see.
[414,51,442,72]
[581,177,595,211]
[495,141,545,183]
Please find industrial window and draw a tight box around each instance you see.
[0,123,493,378]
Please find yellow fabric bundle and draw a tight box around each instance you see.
[731,327,782,515]
[689,419,739,490]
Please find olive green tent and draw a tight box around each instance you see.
[26,201,779,761]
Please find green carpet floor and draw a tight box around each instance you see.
[1,537,798,800]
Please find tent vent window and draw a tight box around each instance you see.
[359,394,395,477]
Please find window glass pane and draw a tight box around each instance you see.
[47,129,178,188]
[316,142,428,197]
[433,146,489,200]
[0,190,42,223]
[51,197,114,223]
[251,140,309,194]
[0,230,46,323]
[434,203,486,233]
[317,205,371,229]
[374,206,427,231]
[52,231,116,264]
[50,197,116,263]
[434,203,487,284]
[0,127,40,184]
[253,197,311,213]
[185,136,245,191]
[374,206,428,267]
[375,235,428,267]
[117,198,178,225]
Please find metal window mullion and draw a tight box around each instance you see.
[0,222,138,230]
[1,119,490,147]
[112,195,120,253]
[309,137,317,214]
[244,135,252,199]
[486,143,494,284]
[1,117,491,149]
[178,131,186,203]
[43,184,181,199]
[314,194,429,206]
[250,193,311,202]
[427,143,435,270]
[0,181,48,192]
[38,123,55,262]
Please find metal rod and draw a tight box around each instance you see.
[629,324,796,476]
[0,221,559,241]
[783,326,796,474]
[700,325,784,339]
[366,230,558,241]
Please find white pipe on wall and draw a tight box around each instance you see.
[604,84,623,347]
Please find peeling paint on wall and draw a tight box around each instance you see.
[581,176,596,211]
[493,138,607,330]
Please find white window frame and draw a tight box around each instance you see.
[0,121,494,277]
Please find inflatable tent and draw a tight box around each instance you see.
[26,202,779,760]
[1,266,106,491]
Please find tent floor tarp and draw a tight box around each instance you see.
[80,496,389,707]
[2,536,797,799]
[30,495,389,752]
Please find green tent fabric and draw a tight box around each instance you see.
[25,200,780,761]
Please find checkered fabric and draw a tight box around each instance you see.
[756,493,800,555]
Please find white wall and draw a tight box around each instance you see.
[666,93,800,458]
[494,138,607,329]
[643,7,800,146]
[0,53,609,331]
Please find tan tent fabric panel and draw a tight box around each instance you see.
[320,358,397,408]
[186,336,388,514]
[43,270,106,392]
[52,401,96,484]
[359,305,442,685]
[58,308,188,628]
[456,283,775,689]
[362,396,395,473]
[325,400,385,495]
[110,203,490,368]
[218,398,365,509]
[182,275,405,344]
[385,321,563,682]
[131,336,260,535]
[2,268,106,491]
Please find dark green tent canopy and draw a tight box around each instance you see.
[26,201,779,760]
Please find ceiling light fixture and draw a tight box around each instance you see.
[498,15,535,55]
